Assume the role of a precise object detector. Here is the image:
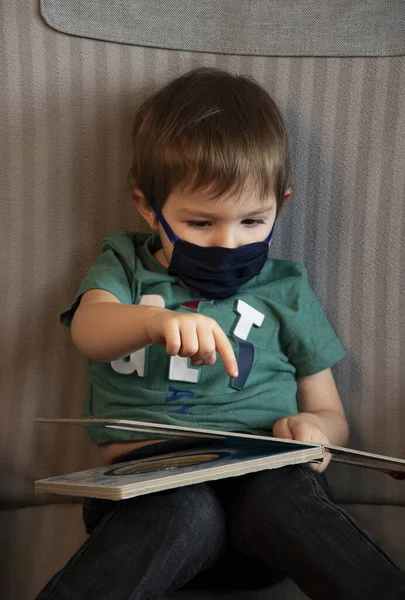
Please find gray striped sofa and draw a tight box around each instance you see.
[2,2,405,599]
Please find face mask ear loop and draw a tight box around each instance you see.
[264,215,277,244]
[150,197,178,243]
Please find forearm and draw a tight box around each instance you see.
[71,303,164,362]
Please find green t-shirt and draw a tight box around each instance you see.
[61,232,345,444]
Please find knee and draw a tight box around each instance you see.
[229,466,324,532]
[158,483,226,553]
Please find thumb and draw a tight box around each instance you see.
[273,417,294,440]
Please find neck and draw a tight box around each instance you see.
[153,248,170,268]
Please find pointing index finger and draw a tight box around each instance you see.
[213,327,238,379]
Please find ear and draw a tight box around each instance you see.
[131,188,158,231]
[282,187,293,203]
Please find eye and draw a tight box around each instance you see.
[241,219,266,227]
[187,220,212,228]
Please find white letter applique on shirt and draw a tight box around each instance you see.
[233,300,264,340]
[169,354,199,383]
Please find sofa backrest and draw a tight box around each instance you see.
[2,0,405,509]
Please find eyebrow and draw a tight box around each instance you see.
[181,206,275,218]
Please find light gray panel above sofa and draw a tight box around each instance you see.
[40,0,405,57]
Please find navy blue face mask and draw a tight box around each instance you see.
[150,198,276,300]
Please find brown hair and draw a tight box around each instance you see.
[129,67,291,209]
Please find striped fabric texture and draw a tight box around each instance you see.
[40,0,405,57]
[2,0,405,514]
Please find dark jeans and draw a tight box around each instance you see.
[35,445,405,600]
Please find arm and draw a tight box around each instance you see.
[71,289,238,377]
[273,368,349,471]
[71,289,163,361]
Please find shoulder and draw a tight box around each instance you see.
[100,231,150,255]
[265,258,307,278]
[249,259,318,324]
[258,258,310,292]
[99,231,151,267]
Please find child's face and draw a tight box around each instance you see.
[150,186,278,268]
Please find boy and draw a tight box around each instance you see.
[36,68,405,600]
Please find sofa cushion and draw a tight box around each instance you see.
[3,0,405,510]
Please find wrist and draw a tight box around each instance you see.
[143,305,171,344]
[303,410,349,446]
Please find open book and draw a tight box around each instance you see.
[35,418,405,501]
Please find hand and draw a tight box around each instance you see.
[273,413,332,472]
[145,309,239,378]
